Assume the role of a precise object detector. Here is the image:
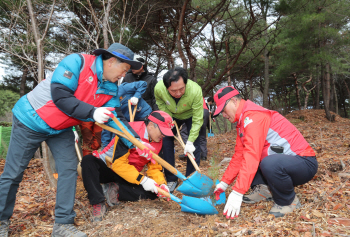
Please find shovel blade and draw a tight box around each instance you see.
[177,171,214,197]
[180,195,218,215]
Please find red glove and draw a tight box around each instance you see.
[136,142,156,164]
[214,181,228,201]
[156,184,170,201]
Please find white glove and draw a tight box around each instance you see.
[140,177,158,193]
[223,190,243,219]
[213,181,228,200]
[93,107,114,123]
[184,141,195,158]
[73,130,79,143]
[130,97,139,105]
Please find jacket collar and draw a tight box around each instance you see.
[234,99,246,123]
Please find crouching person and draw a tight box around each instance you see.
[213,86,318,218]
[81,111,174,222]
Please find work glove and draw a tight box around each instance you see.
[214,181,228,201]
[93,107,115,123]
[130,97,139,105]
[156,184,170,201]
[223,190,243,219]
[184,141,195,158]
[140,177,158,193]
[136,142,156,164]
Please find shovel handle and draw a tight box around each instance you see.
[156,186,171,199]
[173,121,201,172]
[95,121,180,176]
[209,113,211,131]
[75,142,82,162]
[128,100,133,122]
[132,104,137,121]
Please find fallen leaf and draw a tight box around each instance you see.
[312,210,324,218]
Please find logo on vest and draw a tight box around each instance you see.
[86,76,93,84]
[244,117,253,128]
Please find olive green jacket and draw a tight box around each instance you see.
[154,79,203,142]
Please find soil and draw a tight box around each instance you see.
[1,109,350,236]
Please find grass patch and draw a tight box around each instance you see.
[0,126,11,159]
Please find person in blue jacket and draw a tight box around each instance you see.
[101,81,152,148]
[0,43,147,237]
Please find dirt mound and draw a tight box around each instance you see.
[285,109,348,124]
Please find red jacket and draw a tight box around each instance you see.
[36,54,112,130]
[103,122,166,185]
[222,100,315,194]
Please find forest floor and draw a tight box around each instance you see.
[1,109,350,236]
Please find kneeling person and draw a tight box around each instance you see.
[81,111,173,222]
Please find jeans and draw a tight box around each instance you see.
[0,116,78,224]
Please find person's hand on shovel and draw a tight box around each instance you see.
[223,190,243,219]
[93,107,115,123]
[130,97,139,105]
[184,141,195,159]
[214,181,228,201]
[140,177,158,193]
[156,184,170,201]
[136,142,157,164]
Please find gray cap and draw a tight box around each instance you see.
[93,43,142,70]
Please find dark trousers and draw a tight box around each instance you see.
[180,109,209,157]
[251,154,318,206]
[162,117,201,182]
[0,116,78,224]
[81,155,157,205]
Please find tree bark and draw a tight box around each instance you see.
[20,67,28,97]
[293,73,302,110]
[324,63,333,121]
[26,0,55,82]
[176,0,189,69]
[315,64,320,109]
[103,0,112,49]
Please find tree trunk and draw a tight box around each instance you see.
[262,46,269,108]
[26,0,55,82]
[20,67,28,97]
[103,0,112,49]
[324,63,333,121]
[334,81,338,115]
[176,0,189,69]
[329,72,335,112]
[316,64,320,109]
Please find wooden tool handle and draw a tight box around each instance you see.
[173,121,201,172]
[209,113,211,130]
[128,100,133,122]
[132,104,137,122]
[156,186,171,199]
[75,142,82,162]
[95,120,179,175]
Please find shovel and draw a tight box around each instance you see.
[128,100,137,122]
[156,187,218,215]
[208,113,214,138]
[104,154,218,215]
[96,118,214,197]
[172,121,215,197]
